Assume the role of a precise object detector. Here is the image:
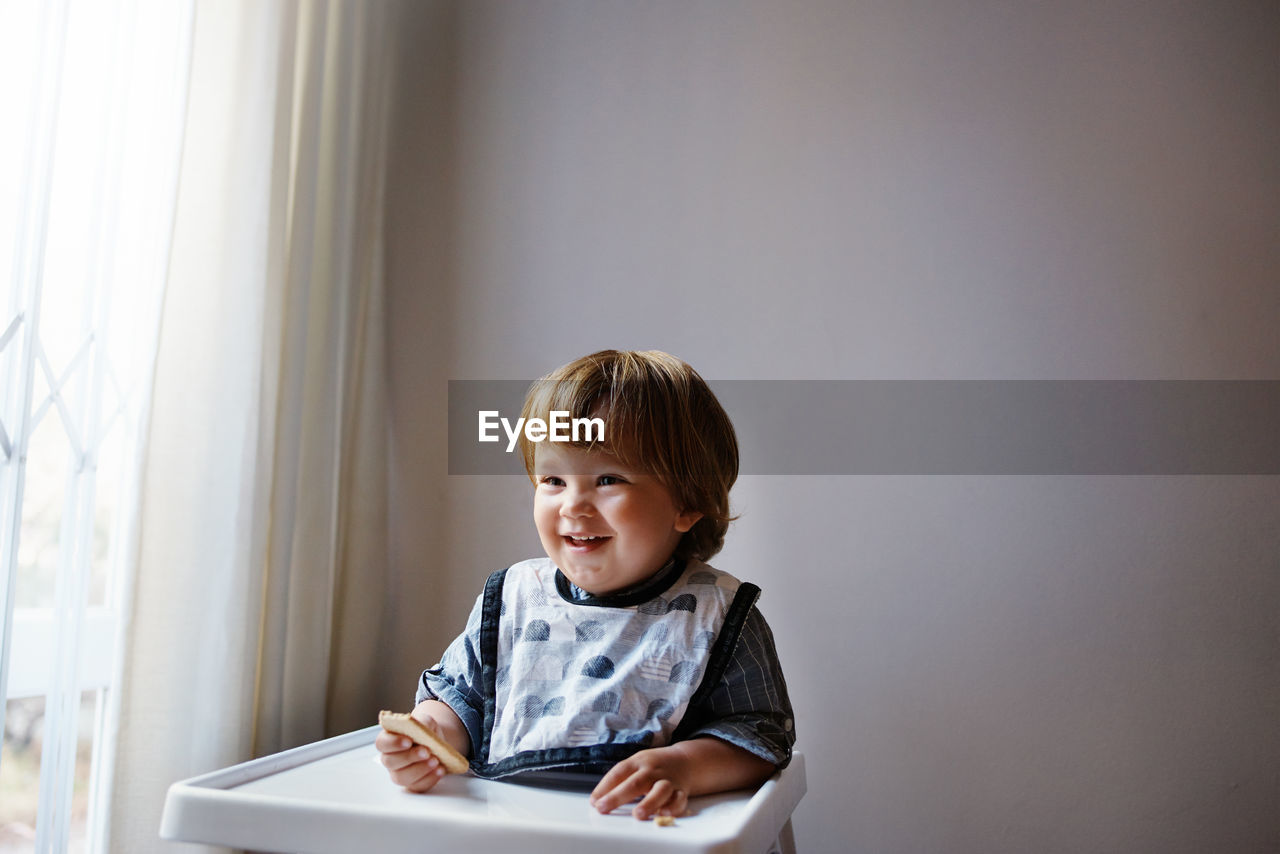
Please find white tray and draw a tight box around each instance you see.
[160,726,805,853]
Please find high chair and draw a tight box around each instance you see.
[161,726,805,853]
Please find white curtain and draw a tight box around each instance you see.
[106,1,396,851]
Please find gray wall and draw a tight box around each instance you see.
[382,2,1280,852]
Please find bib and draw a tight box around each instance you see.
[471,556,760,780]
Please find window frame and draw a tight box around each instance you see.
[0,1,193,851]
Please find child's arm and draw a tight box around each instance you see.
[588,736,777,820]
[376,699,471,793]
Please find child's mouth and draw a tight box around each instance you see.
[564,535,609,550]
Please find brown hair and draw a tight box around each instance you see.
[518,350,738,561]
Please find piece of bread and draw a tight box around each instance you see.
[378,710,470,774]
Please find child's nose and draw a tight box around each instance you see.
[560,487,595,517]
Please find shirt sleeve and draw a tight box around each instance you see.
[415,592,486,757]
[680,605,797,768]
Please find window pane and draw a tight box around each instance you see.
[88,433,116,609]
[14,409,67,611]
[0,693,97,853]
[0,695,45,851]
[69,691,96,854]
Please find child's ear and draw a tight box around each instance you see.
[674,510,702,533]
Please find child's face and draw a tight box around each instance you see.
[533,443,701,596]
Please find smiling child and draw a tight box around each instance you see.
[376,350,795,821]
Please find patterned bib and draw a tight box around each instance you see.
[473,556,759,778]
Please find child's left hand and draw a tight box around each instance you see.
[589,737,778,821]
[588,745,693,821]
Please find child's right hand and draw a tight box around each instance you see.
[376,709,451,793]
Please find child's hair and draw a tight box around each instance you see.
[518,350,738,561]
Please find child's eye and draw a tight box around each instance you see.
[539,475,565,487]
[597,475,625,486]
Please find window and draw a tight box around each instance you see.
[0,1,192,850]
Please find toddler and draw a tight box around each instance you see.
[377,350,795,820]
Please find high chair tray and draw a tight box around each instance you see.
[160,725,805,854]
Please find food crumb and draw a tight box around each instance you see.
[655,815,676,827]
